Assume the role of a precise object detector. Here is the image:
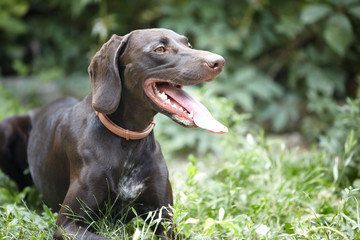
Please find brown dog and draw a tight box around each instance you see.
[0,28,226,239]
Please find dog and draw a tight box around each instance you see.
[0,28,227,239]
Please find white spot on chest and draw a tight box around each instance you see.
[118,166,146,201]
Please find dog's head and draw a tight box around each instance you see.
[88,28,227,133]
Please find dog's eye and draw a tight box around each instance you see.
[188,42,192,49]
[154,46,166,53]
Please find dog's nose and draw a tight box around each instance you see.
[206,55,225,71]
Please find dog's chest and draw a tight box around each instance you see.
[117,161,146,201]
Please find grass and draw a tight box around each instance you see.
[0,87,359,239]
[1,130,359,239]
[165,131,360,240]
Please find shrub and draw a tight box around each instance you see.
[2,0,360,137]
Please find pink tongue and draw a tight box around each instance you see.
[162,86,228,134]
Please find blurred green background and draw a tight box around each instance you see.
[1,0,360,155]
[1,1,360,238]
[1,0,360,137]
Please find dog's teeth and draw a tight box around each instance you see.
[188,111,194,119]
[160,92,168,100]
[172,104,177,109]
[165,99,171,104]
[179,107,183,111]
[154,86,160,95]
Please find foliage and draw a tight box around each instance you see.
[1,0,360,138]
[0,0,163,77]
[0,96,359,239]
[167,145,360,239]
[162,104,360,239]
[157,0,360,138]
[0,199,55,239]
[1,0,360,239]
[0,85,27,118]
[320,98,360,186]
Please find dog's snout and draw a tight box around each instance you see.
[206,55,225,71]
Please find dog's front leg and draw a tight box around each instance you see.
[53,179,110,240]
[152,207,181,240]
[133,177,187,240]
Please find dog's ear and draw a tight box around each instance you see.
[88,34,128,114]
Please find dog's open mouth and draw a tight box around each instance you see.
[144,79,228,134]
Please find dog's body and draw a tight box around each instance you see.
[0,29,226,239]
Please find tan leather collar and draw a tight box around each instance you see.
[96,111,155,140]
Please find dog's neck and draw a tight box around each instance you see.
[107,96,157,133]
[97,112,155,140]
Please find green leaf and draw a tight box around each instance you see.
[349,5,360,20]
[306,67,334,96]
[12,60,29,75]
[276,15,304,38]
[243,32,264,59]
[324,14,354,55]
[301,4,332,24]
[0,16,27,34]
[273,107,288,132]
[285,222,295,234]
[230,91,253,112]
[245,74,283,101]
[186,159,198,179]
[11,0,29,16]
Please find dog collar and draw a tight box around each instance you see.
[95,112,155,140]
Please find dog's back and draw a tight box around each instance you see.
[0,97,78,191]
[0,113,33,189]
[27,96,80,209]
